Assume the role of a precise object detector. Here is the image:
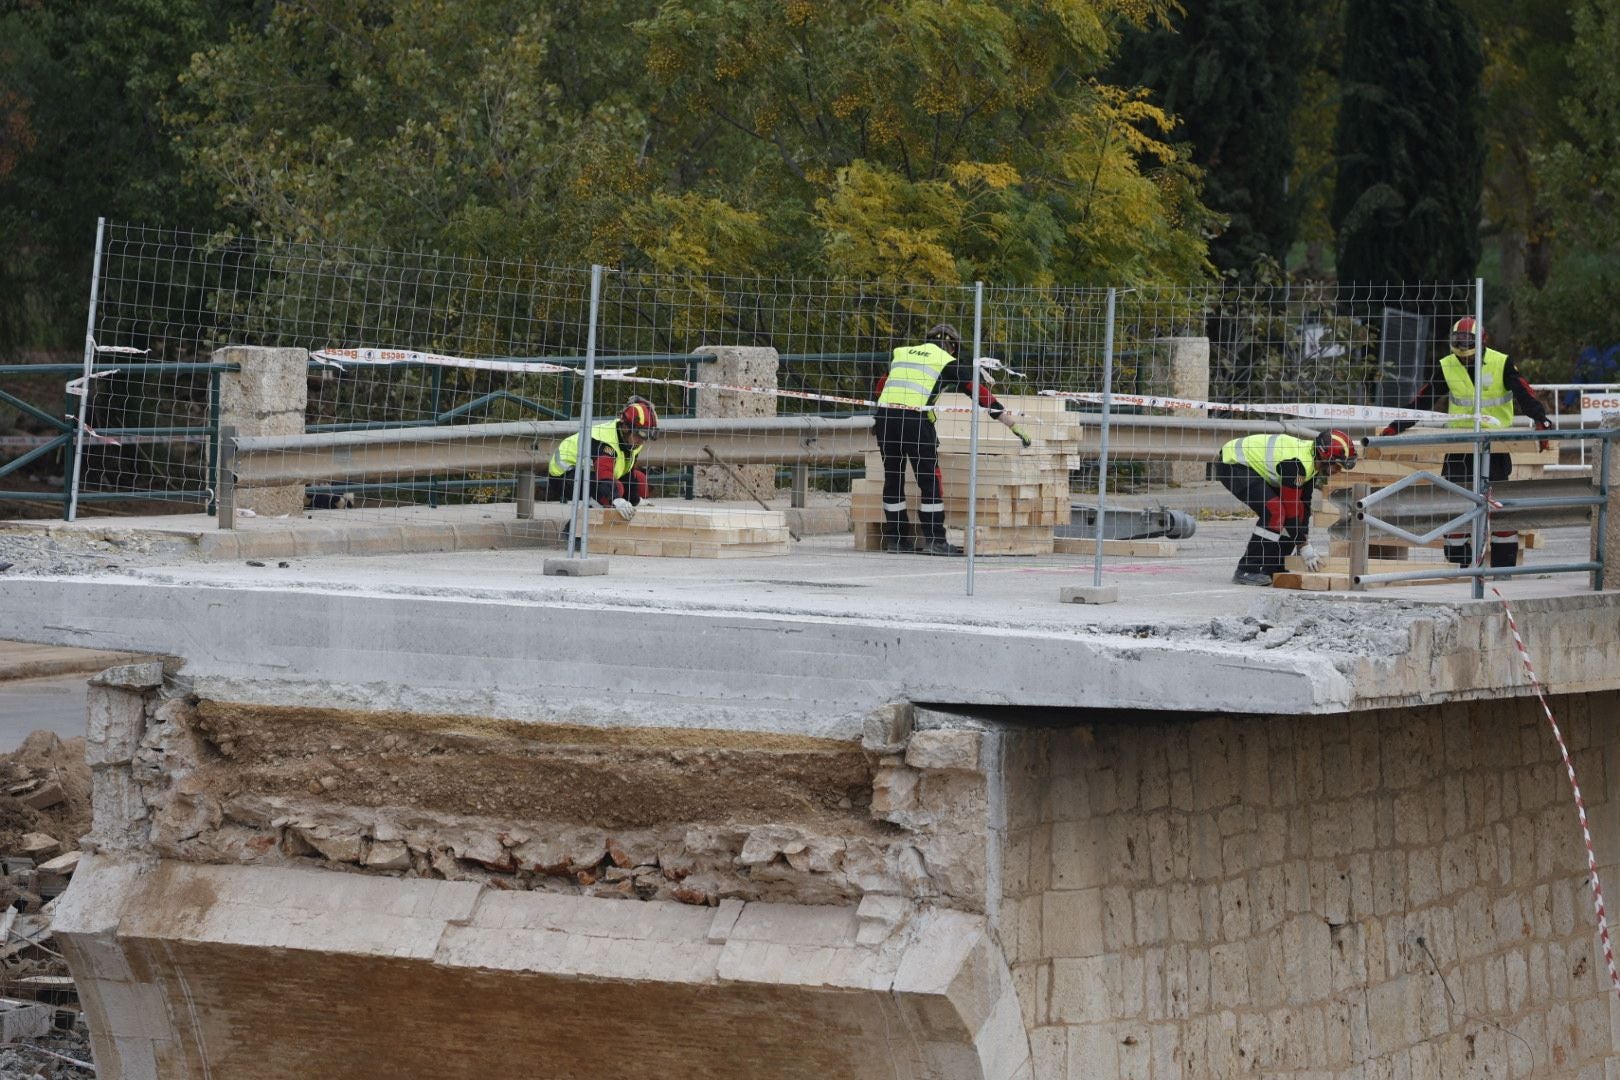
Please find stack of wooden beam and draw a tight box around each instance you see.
[851,394,1082,555]
[586,505,791,558]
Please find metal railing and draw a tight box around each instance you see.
[1348,428,1614,596]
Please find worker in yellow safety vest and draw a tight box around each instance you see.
[547,397,659,521]
[1214,430,1357,586]
[874,323,1032,555]
[1378,317,1552,570]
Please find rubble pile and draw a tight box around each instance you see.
[0,732,95,1076]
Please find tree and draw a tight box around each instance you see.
[0,0,252,351]
[1331,0,1485,283]
[1518,0,1620,371]
[173,0,1216,289]
[632,0,1214,286]
[1112,0,1308,279]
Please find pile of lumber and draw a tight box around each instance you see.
[851,394,1081,555]
[584,505,792,558]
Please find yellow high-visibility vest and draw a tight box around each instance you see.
[1440,348,1512,429]
[877,343,954,414]
[1221,434,1318,486]
[548,420,641,479]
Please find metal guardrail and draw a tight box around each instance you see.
[0,361,237,513]
[1349,428,1615,596]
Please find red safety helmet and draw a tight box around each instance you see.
[619,396,659,440]
[1450,317,1488,356]
[1314,429,1358,471]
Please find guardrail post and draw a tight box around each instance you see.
[515,469,535,520]
[1349,482,1369,590]
[217,425,237,530]
[791,463,807,508]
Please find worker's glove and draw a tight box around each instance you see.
[1377,424,1398,438]
[1535,417,1553,452]
[1010,423,1032,449]
[611,497,636,521]
[1298,543,1326,573]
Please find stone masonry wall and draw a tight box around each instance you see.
[999,693,1619,1078]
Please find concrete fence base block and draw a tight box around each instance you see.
[543,556,610,577]
[1059,584,1118,605]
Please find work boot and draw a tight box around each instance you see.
[920,538,964,556]
[1231,570,1273,587]
[880,527,921,553]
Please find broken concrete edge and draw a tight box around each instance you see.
[57,854,1031,1077]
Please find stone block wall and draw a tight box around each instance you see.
[999,693,1619,1078]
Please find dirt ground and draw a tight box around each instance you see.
[194,701,874,831]
[0,730,94,1078]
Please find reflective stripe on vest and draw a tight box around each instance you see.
[1441,349,1512,429]
[878,343,954,408]
[1221,433,1317,486]
[548,420,640,479]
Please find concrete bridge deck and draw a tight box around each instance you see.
[0,507,1612,732]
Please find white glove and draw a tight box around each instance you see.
[611,497,636,522]
[1299,543,1325,573]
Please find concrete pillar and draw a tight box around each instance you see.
[693,346,778,501]
[1160,336,1210,486]
[217,346,307,517]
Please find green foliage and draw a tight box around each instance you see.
[0,0,252,351]
[1331,0,1485,283]
[1509,0,1620,369]
[1112,0,1308,280]
[633,0,1214,286]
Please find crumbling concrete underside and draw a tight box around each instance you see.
[51,654,1620,1078]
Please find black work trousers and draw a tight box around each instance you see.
[875,407,946,542]
[1440,451,1517,567]
[1214,461,1304,576]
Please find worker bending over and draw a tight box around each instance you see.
[875,323,1032,555]
[1215,430,1357,586]
[547,396,658,520]
[1379,317,1552,570]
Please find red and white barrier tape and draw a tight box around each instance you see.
[1491,586,1620,993]
[1038,390,1459,424]
[61,414,121,446]
[311,347,588,376]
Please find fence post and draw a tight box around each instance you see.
[1094,287,1117,588]
[1598,433,1616,591]
[67,216,107,522]
[568,265,604,557]
[967,281,984,594]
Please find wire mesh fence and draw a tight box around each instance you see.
[17,219,1582,584]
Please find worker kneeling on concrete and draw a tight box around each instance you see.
[1214,430,1356,586]
[546,396,658,520]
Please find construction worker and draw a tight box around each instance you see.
[546,396,658,520]
[1378,316,1553,570]
[875,323,1033,555]
[1215,429,1358,586]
